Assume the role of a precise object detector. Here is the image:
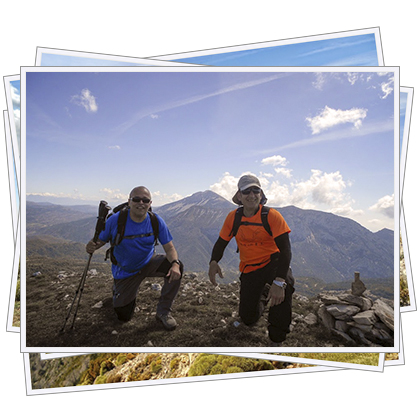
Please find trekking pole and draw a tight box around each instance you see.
[60,200,111,332]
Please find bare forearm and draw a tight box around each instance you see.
[163,241,179,262]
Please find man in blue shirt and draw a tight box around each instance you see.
[86,186,182,330]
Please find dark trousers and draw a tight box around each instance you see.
[113,254,183,322]
[239,260,294,343]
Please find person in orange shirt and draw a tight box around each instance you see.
[208,174,295,346]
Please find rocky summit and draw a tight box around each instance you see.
[317,273,394,347]
[25,256,394,348]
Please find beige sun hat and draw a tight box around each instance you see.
[232,174,267,205]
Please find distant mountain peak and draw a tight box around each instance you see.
[187,190,233,205]
[158,190,235,215]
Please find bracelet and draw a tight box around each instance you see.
[171,259,181,266]
[273,280,287,289]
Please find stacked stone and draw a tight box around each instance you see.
[317,273,394,347]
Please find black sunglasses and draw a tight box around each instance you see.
[130,196,151,203]
[241,187,261,195]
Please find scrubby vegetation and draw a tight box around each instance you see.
[274,352,380,365]
[188,354,294,376]
[12,262,20,327]
[385,353,399,361]
[30,352,308,389]
[400,234,410,307]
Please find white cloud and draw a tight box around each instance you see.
[11,85,20,108]
[27,192,71,198]
[261,155,288,167]
[306,105,367,134]
[346,72,359,85]
[261,118,393,153]
[209,169,362,219]
[369,194,394,218]
[108,145,121,150]
[13,108,20,139]
[261,172,274,178]
[152,191,184,206]
[70,89,98,113]
[264,181,291,205]
[313,73,327,90]
[274,167,292,178]
[380,78,394,99]
[210,171,274,201]
[150,114,159,119]
[99,188,127,202]
[10,85,21,138]
[210,172,242,200]
[290,170,347,206]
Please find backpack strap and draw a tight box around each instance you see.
[115,206,129,246]
[260,205,272,236]
[105,206,129,264]
[229,206,272,253]
[148,210,160,246]
[229,207,244,237]
[105,207,160,264]
[230,206,272,237]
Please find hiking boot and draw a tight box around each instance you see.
[268,339,283,347]
[156,312,177,331]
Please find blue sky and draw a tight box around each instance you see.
[39,53,192,67]
[168,34,379,67]
[24,68,396,232]
[10,80,21,150]
[40,54,153,67]
[400,91,408,156]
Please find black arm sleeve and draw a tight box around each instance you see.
[210,236,230,263]
[274,232,292,279]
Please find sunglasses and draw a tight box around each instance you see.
[241,187,262,195]
[130,196,151,204]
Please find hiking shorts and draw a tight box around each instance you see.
[239,259,295,343]
[112,254,182,321]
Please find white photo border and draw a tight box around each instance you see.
[20,65,400,353]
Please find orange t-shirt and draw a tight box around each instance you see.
[219,205,291,273]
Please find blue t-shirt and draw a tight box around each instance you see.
[99,210,173,279]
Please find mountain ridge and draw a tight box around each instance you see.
[26,190,394,283]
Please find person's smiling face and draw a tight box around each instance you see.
[239,186,261,215]
[128,187,152,222]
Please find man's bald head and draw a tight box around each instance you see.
[129,186,151,199]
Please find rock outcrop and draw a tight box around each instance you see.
[316,273,394,347]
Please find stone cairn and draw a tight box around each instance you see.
[317,272,394,347]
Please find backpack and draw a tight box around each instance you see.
[229,205,272,252]
[104,202,160,265]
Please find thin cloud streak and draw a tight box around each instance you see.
[297,38,373,58]
[194,48,263,65]
[255,119,394,155]
[114,73,288,135]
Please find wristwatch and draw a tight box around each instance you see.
[273,279,287,289]
[171,259,181,266]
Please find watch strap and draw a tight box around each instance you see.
[273,279,287,289]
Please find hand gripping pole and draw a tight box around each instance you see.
[60,201,111,332]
